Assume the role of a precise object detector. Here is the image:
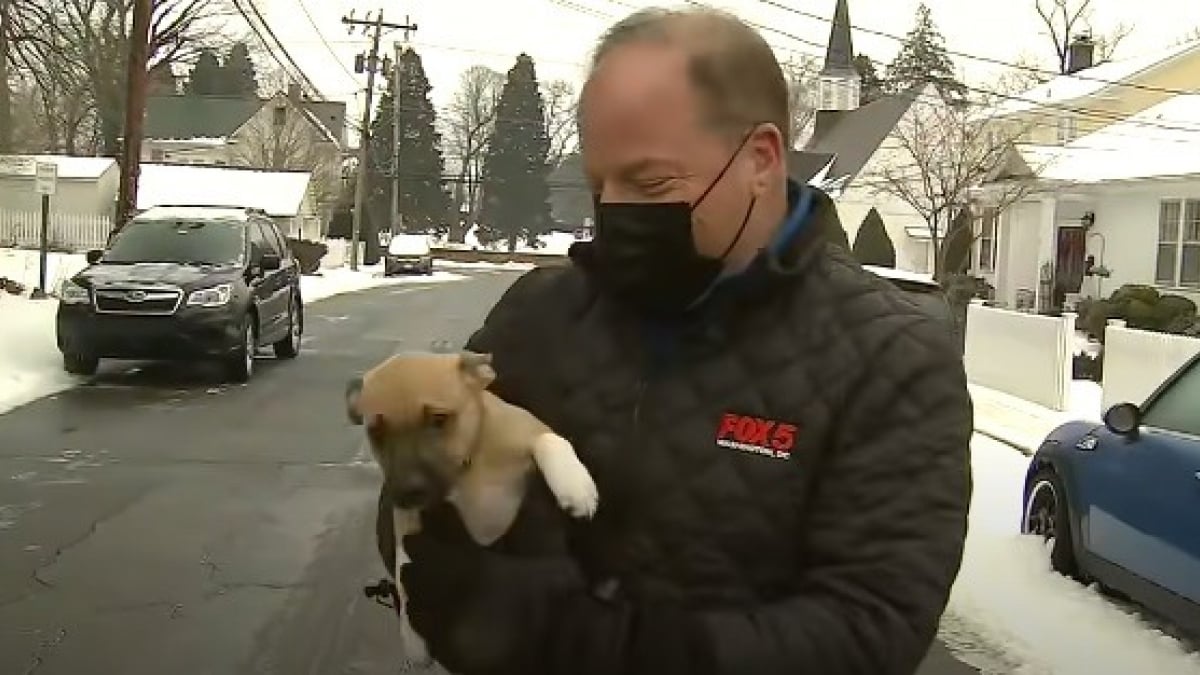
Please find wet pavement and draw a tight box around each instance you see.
[0,268,976,674]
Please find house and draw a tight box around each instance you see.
[136,163,321,240]
[987,37,1200,146]
[978,94,1200,311]
[0,155,119,251]
[0,155,118,215]
[142,85,346,231]
[793,0,937,273]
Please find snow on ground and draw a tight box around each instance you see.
[432,227,576,256]
[0,295,75,416]
[0,248,87,294]
[433,259,536,272]
[300,265,465,302]
[946,435,1200,675]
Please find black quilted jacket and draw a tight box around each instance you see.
[454,186,973,675]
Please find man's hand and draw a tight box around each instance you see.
[400,504,583,674]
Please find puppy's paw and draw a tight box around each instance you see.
[399,615,433,669]
[533,433,599,519]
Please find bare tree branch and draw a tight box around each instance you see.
[861,90,1038,279]
[1034,0,1131,73]
[541,78,577,170]
[441,65,503,239]
[782,56,818,148]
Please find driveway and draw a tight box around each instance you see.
[0,269,976,674]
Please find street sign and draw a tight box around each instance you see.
[0,156,36,177]
[35,162,57,195]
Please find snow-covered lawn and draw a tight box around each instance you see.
[949,435,1200,674]
[0,252,467,416]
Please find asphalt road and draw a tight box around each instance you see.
[0,269,978,675]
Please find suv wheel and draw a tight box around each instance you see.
[274,298,302,359]
[226,317,256,383]
[63,352,99,376]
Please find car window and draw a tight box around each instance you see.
[103,218,245,266]
[264,221,290,257]
[248,220,269,257]
[255,221,283,257]
[1142,359,1200,437]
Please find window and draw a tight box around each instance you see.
[104,219,245,266]
[1156,199,1200,288]
[248,219,269,258]
[976,208,998,272]
[150,149,165,162]
[1142,359,1200,437]
[255,222,284,257]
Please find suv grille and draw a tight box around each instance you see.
[93,286,183,315]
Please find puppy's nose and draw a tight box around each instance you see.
[390,482,432,509]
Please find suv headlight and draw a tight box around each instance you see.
[59,280,90,305]
[186,283,233,307]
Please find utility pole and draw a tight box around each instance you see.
[115,0,152,230]
[0,0,13,153]
[342,10,417,271]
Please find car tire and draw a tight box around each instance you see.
[1022,469,1079,578]
[63,352,99,376]
[225,317,256,383]
[274,298,302,360]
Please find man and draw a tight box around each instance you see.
[399,6,973,675]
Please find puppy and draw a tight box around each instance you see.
[345,350,599,669]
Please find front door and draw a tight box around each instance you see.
[1078,360,1200,602]
[1054,226,1087,307]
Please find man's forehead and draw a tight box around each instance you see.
[580,42,705,178]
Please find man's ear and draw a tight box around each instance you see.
[459,351,496,389]
[346,376,364,425]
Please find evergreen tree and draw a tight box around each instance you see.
[885,4,967,102]
[479,53,553,251]
[852,55,887,104]
[223,43,260,97]
[363,49,450,238]
[187,50,224,95]
[852,208,897,268]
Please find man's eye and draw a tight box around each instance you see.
[636,177,674,191]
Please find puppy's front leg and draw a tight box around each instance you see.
[531,433,599,518]
[395,509,432,670]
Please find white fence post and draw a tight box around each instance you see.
[0,209,112,252]
[1058,312,1077,411]
[1101,319,1200,411]
[964,303,1076,411]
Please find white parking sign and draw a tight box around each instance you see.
[35,162,57,196]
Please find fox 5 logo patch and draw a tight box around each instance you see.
[715,413,797,460]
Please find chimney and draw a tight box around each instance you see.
[1067,34,1095,74]
[287,82,302,103]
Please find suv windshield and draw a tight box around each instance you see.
[103,219,246,265]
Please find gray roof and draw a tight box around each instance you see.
[145,94,346,146]
[821,0,857,77]
[805,87,921,183]
[788,151,835,183]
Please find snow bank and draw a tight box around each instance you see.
[0,248,87,293]
[433,260,535,272]
[0,295,75,416]
[432,227,576,256]
[948,436,1200,674]
[300,265,466,302]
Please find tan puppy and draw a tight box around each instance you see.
[345,350,599,668]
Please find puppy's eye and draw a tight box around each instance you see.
[427,411,452,429]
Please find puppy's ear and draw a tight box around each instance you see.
[459,351,496,389]
[345,376,364,425]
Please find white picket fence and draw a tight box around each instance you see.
[0,210,111,252]
[1101,320,1200,410]
[964,301,1076,411]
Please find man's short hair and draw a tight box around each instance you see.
[588,5,791,148]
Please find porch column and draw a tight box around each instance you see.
[1034,196,1057,312]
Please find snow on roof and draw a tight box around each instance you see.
[1018,94,1200,183]
[149,137,229,146]
[136,163,312,217]
[0,154,117,180]
[994,40,1200,117]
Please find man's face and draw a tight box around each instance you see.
[579,42,765,259]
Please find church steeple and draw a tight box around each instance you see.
[817,0,861,111]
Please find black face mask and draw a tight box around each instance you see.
[589,131,757,317]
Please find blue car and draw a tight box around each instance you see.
[1021,354,1200,637]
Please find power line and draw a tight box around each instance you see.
[230,0,325,100]
[292,0,360,86]
[754,0,1200,99]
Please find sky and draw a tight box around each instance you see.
[253,0,1200,121]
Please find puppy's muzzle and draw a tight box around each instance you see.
[386,471,446,510]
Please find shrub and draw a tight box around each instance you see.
[287,238,328,275]
[852,208,896,268]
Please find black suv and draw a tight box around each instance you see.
[56,206,304,382]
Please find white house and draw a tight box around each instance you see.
[791,0,940,273]
[136,163,321,240]
[978,94,1200,311]
[0,155,119,251]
